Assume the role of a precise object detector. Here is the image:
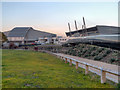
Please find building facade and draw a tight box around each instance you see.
[66,25,120,37]
[7,27,56,44]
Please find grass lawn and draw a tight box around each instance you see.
[2,49,116,88]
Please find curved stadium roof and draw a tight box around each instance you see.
[8,27,56,38]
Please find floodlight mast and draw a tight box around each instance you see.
[74,20,78,30]
[67,17,87,37]
[68,23,71,32]
[83,17,87,36]
[68,23,72,37]
[83,17,86,29]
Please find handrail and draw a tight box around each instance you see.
[54,53,119,84]
[65,56,119,76]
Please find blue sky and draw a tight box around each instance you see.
[2,2,118,36]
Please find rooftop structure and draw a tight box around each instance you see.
[66,25,120,37]
[7,27,56,44]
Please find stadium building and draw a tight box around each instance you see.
[66,25,120,37]
[7,27,56,44]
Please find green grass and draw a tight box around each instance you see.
[2,50,115,88]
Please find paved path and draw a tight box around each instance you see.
[54,53,120,83]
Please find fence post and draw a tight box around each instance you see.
[60,56,62,59]
[69,59,72,66]
[76,62,78,69]
[61,57,64,60]
[62,57,63,60]
[85,64,89,75]
[58,56,60,58]
[101,68,106,83]
[65,58,68,63]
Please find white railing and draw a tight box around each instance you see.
[54,54,119,84]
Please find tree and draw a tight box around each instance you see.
[0,32,7,42]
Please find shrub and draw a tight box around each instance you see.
[110,58,119,63]
[94,56,102,61]
[67,50,73,55]
[91,52,96,56]
[87,50,91,55]
[95,51,100,55]
[115,59,119,61]
[112,53,118,56]
[89,47,94,51]
[84,54,89,57]
[72,50,77,56]
[102,53,107,57]
[78,53,82,57]
[102,50,111,57]
[81,50,87,55]
[106,50,111,54]
[79,47,83,51]
[100,49,111,58]
[91,47,96,50]
[110,58,116,63]
[81,45,85,48]
[97,48,104,53]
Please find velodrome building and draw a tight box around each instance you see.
[6,27,56,44]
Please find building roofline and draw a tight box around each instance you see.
[65,25,120,34]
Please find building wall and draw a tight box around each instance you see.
[97,26,119,34]
[24,28,38,41]
[7,27,57,44]
[25,29,56,41]
[66,26,120,37]
[8,37,24,41]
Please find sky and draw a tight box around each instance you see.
[2,2,118,36]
